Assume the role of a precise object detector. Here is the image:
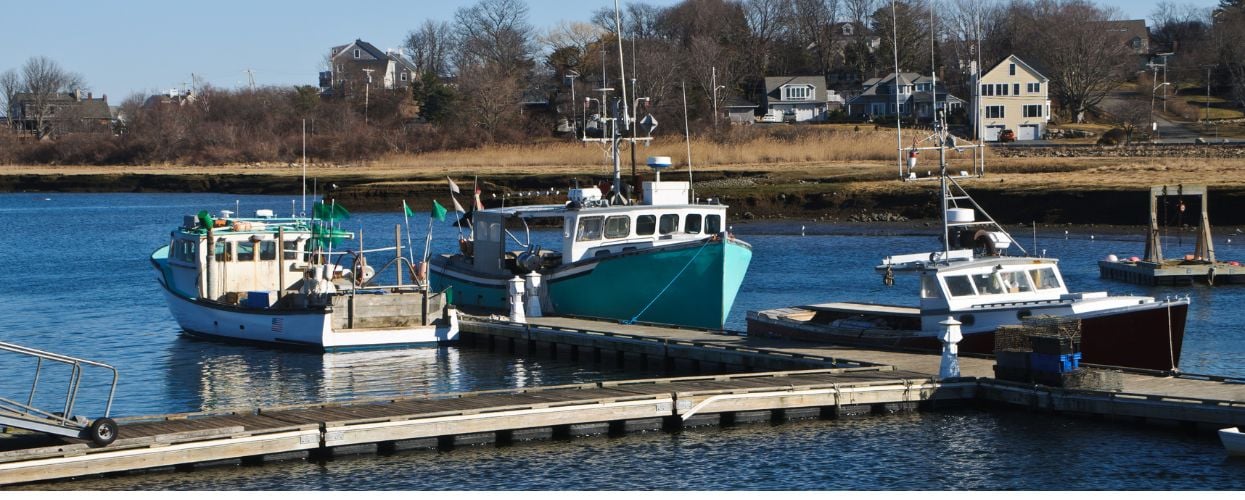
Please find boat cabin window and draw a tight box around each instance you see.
[1029,267,1061,290]
[706,214,722,234]
[577,216,604,241]
[971,273,1004,295]
[684,214,702,234]
[259,241,277,261]
[921,274,941,299]
[659,214,679,235]
[604,215,631,239]
[237,241,256,261]
[214,241,231,262]
[945,275,975,297]
[998,270,1033,293]
[636,215,656,236]
[174,239,197,263]
[283,241,301,261]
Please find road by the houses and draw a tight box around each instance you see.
[1102,90,1244,144]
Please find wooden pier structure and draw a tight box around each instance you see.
[1098,184,1245,285]
[2,314,1244,486]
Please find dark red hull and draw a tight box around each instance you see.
[748,302,1188,372]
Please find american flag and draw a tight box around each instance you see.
[271,317,283,332]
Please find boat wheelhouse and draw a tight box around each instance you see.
[152,208,458,350]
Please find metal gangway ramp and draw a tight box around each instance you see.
[0,341,119,446]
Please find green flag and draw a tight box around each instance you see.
[431,200,447,222]
[313,201,350,221]
[403,200,415,218]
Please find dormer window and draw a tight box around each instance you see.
[782,84,814,101]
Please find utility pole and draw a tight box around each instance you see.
[711,66,719,128]
[363,68,374,125]
[244,69,255,91]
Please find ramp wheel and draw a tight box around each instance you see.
[87,418,118,446]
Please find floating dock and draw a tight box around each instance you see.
[1099,184,1245,286]
[1098,259,1245,285]
[2,314,1243,486]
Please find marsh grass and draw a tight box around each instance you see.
[370,125,905,172]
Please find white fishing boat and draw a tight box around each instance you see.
[748,113,1189,372]
[1220,427,1245,456]
[151,204,458,351]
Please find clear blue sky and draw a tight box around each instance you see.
[1,0,1218,104]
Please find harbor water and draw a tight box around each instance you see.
[1,193,1243,490]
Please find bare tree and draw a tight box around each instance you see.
[744,0,789,75]
[453,0,535,75]
[1007,0,1133,123]
[1218,4,1245,107]
[1105,94,1151,144]
[873,0,934,75]
[789,0,841,75]
[405,20,455,78]
[15,56,86,138]
[1,69,19,120]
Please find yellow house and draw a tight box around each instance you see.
[973,55,1050,141]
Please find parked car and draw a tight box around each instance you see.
[759,110,782,123]
[998,129,1016,142]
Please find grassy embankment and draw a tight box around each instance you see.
[3,124,1244,222]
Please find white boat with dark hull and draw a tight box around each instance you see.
[152,206,458,351]
[747,115,1189,372]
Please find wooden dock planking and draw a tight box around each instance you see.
[4,314,1245,485]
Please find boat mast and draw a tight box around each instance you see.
[610,0,629,206]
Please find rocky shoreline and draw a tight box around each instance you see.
[5,170,1245,227]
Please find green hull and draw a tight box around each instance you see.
[431,238,752,330]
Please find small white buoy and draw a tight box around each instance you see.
[1064,230,1069,239]
[801,225,805,237]
[1107,254,1119,262]
[1090,235,1095,240]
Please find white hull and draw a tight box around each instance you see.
[160,285,458,351]
[1221,427,1245,456]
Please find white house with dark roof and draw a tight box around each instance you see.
[845,73,964,120]
[970,54,1050,141]
[319,39,419,96]
[763,76,842,123]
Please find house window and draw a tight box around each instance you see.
[784,85,812,100]
[1027,83,1040,93]
[353,49,360,59]
[996,84,1008,96]
[981,84,994,97]
[1009,64,1016,76]
[400,72,407,82]
[1013,83,1020,95]
[1023,105,1043,118]
[986,106,1005,119]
